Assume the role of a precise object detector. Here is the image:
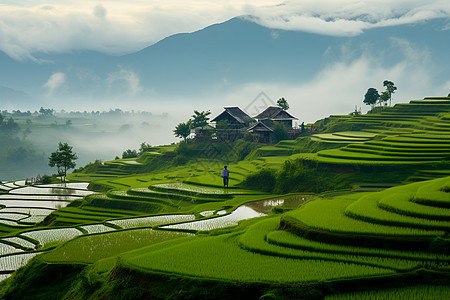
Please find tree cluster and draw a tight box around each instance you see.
[121,142,153,159]
[173,110,211,140]
[363,80,397,108]
[39,107,55,118]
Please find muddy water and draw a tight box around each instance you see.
[245,194,317,214]
[162,205,266,231]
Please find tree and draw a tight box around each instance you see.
[39,107,55,117]
[379,91,390,106]
[191,110,211,129]
[48,142,78,182]
[363,88,379,108]
[273,122,289,142]
[3,117,20,138]
[277,97,289,110]
[139,142,152,155]
[174,121,191,141]
[383,80,397,106]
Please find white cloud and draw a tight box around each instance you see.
[43,72,66,96]
[203,36,446,124]
[93,4,107,20]
[0,1,448,61]
[106,68,142,96]
[247,0,450,36]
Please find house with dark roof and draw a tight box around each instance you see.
[254,106,298,129]
[211,107,254,141]
[247,121,273,144]
[211,107,253,127]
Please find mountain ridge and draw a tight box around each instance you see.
[1,16,449,109]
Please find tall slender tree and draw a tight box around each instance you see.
[383,80,397,106]
[379,91,390,106]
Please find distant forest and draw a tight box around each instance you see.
[0,108,165,181]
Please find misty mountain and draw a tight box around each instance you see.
[0,85,36,108]
[1,16,449,108]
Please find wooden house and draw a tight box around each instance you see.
[211,107,254,141]
[253,106,298,129]
[247,121,274,144]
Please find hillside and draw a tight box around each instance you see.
[0,96,449,299]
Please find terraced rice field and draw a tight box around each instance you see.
[0,252,39,272]
[306,101,450,167]
[311,131,377,144]
[20,228,84,247]
[325,285,450,299]
[1,98,449,297]
[151,182,240,196]
[79,224,116,234]
[106,214,195,229]
[0,242,23,255]
[9,186,94,196]
[122,233,394,283]
[1,237,36,249]
[284,196,445,237]
[160,205,266,231]
[42,228,194,264]
[0,181,94,226]
[238,218,425,271]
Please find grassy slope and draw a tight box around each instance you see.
[1,97,450,298]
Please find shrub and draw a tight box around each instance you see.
[240,168,277,192]
[40,175,52,184]
[122,149,138,159]
[274,159,347,194]
[273,122,289,142]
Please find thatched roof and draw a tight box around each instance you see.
[254,106,297,120]
[211,107,253,124]
[247,121,273,132]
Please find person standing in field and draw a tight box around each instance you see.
[222,165,229,188]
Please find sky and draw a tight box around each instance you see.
[1,0,449,61]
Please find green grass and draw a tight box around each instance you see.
[237,218,423,271]
[284,195,445,237]
[267,230,449,262]
[121,232,394,283]
[378,191,450,221]
[414,177,450,208]
[344,192,450,231]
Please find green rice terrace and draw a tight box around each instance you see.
[0,96,449,299]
